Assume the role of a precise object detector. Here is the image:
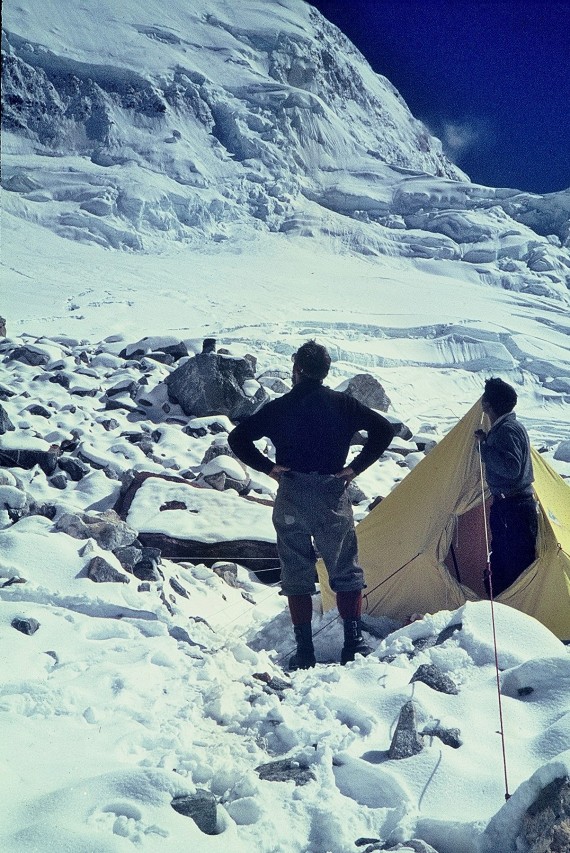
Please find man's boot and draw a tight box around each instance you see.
[288,623,316,671]
[340,617,372,665]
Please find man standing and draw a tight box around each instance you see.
[228,340,394,669]
[475,377,538,596]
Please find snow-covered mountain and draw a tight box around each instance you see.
[2,0,569,304]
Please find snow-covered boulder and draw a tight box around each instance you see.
[165,351,269,420]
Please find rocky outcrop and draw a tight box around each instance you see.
[86,555,130,583]
[338,373,391,412]
[521,776,570,853]
[55,510,138,551]
[0,447,60,475]
[165,351,269,420]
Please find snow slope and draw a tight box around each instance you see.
[1,1,570,851]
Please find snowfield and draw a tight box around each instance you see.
[1,0,570,851]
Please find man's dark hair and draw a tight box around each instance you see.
[482,377,518,416]
[293,340,331,381]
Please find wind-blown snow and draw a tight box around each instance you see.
[1,0,570,851]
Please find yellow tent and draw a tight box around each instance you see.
[318,400,570,641]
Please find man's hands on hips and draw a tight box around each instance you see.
[269,465,356,484]
[269,464,290,481]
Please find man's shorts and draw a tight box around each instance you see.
[272,471,365,597]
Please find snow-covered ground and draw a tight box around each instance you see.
[2,0,570,851]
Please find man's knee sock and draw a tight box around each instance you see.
[287,593,313,625]
[336,589,362,619]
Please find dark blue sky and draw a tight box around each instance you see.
[309,1,570,194]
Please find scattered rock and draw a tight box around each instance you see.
[252,672,291,694]
[48,372,71,388]
[26,404,52,418]
[422,725,462,749]
[0,403,15,434]
[113,544,143,572]
[57,456,90,481]
[554,440,570,463]
[378,411,413,441]
[521,775,570,853]
[0,448,59,475]
[0,384,15,401]
[171,790,217,835]
[257,370,291,394]
[389,700,424,759]
[435,622,462,644]
[7,345,50,366]
[132,551,162,582]
[135,533,280,581]
[11,616,40,635]
[120,336,189,362]
[410,663,459,695]
[255,757,316,786]
[86,556,130,584]
[56,510,138,550]
[49,473,68,490]
[169,577,189,598]
[212,561,239,587]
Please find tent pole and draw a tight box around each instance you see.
[479,449,511,801]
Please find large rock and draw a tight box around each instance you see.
[56,510,138,550]
[0,403,15,434]
[171,790,217,835]
[86,556,130,583]
[554,440,570,463]
[337,373,391,412]
[521,776,570,853]
[0,447,59,475]
[389,700,424,759]
[255,757,316,786]
[165,352,269,420]
[6,345,51,366]
[113,471,279,581]
[410,663,459,695]
[11,617,40,635]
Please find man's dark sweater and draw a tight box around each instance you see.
[228,378,395,476]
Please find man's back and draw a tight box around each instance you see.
[481,412,534,496]
[229,379,394,476]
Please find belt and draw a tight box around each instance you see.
[494,491,534,501]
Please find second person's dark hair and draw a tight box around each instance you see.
[483,377,517,416]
